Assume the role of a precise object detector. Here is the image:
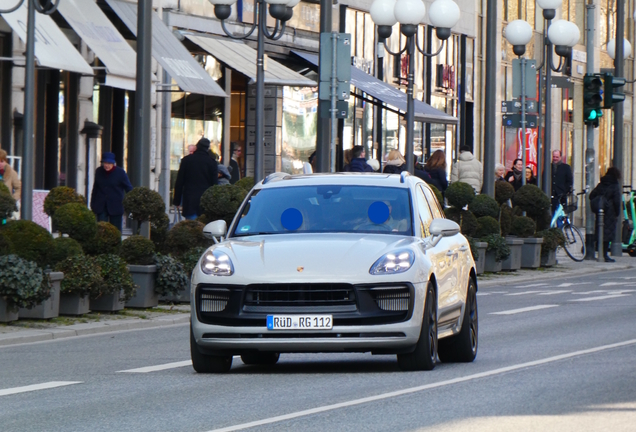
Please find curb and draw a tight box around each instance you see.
[0,313,190,347]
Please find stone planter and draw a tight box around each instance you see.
[474,242,488,275]
[90,290,125,312]
[159,282,191,304]
[126,265,158,308]
[59,292,90,316]
[541,249,557,267]
[19,272,63,319]
[484,250,503,273]
[521,237,544,269]
[501,238,524,271]
[0,297,19,323]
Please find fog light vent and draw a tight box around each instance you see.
[200,291,230,312]
[371,287,410,311]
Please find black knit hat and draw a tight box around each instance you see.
[196,138,211,151]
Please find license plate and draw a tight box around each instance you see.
[266,315,333,330]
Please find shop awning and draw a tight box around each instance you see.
[106,0,227,98]
[292,51,458,125]
[186,35,316,87]
[0,1,93,75]
[57,0,137,90]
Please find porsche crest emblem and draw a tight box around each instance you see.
[297,266,304,272]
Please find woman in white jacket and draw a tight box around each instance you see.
[450,145,483,193]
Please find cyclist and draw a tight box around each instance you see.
[551,150,573,213]
[590,167,622,262]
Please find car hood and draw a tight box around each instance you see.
[203,233,425,284]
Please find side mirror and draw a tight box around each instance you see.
[203,220,227,241]
[429,218,460,238]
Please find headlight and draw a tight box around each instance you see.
[369,250,415,275]
[200,250,234,276]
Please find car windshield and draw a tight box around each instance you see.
[232,185,413,237]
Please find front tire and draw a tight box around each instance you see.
[241,352,280,365]
[398,283,437,371]
[438,278,478,363]
[190,326,233,373]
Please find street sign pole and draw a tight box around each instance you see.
[612,0,625,256]
[521,56,527,186]
[330,32,338,173]
[584,1,596,260]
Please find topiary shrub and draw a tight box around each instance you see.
[43,186,85,217]
[235,176,255,193]
[85,222,122,255]
[475,216,500,238]
[465,236,479,260]
[119,235,155,265]
[55,255,102,295]
[94,254,136,301]
[0,231,13,255]
[49,237,84,266]
[0,255,51,310]
[495,181,515,205]
[469,194,500,218]
[482,234,511,262]
[446,182,475,209]
[537,228,566,257]
[429,184,444,207]
[510,216,537,238]
[444,208,478,237]
[513,185,551,218]
[1,220,54,267]
[0,182,9,195]
[178,246,208,279]
[52,203,98,245]
[535,209,552,231]
[154,254,188,297]
[0,190,17,221]
[150,212,170,252]
[165,220,210,257]
[199,184,247,225]
[499,204,513,237]
[123,187,165,230]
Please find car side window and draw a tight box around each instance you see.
[415,187,434,237]
[420,185,444,219]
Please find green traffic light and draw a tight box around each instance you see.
[588,110,597,120]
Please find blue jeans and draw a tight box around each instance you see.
[184,214,197,221]
[97,212,123,232]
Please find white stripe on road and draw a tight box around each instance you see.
[570,294,630,302]
[516,283,549,288]
[490,305,559,315]
[537,290,572,296]
[506,291,544,296]
[206,339,636,432]
[0,381,82,397]
[600,282,632,287]
[556,282,591,288]
[117,360,192,373]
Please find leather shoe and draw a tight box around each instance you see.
[604,256,616,263]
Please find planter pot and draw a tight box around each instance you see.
[474,242,488,275]
[159,282,191,304]
[19,272,63,319]
[0,297,19,323]
[59,292,90,316]
[501,238,524,271]
[90,290,125,312]
[521,237,544,269]
[126,265,158,308]
[484,250,503,273]
[541,249,557,267]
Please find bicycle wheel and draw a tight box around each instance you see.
[562,223,586,262]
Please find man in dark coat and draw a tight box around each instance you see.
[173,138,219,219]
[589,167,621,262]
[551,150,573,213]
[344,146,374,172]
[90,152,133,232]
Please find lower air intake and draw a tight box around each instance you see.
[371,287,410,311]
[200,290,230,312]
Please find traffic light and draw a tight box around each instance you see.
[583,73,603,127]
[602,73,626,109]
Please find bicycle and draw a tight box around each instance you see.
[550,191,586,262]
[622,185,636,257]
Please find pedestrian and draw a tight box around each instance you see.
[382,149,407,174]
[342,149,352,171]
[217,164,232,185]
[303,151,316,174]
[504,158,524,191]
[0,149,21,201]
[525,166,537,185]
[495,163,506,182]
[344,146,374,172]
[589,167,621,262]
[90,152,133,232]
[451,145,483,193]
[424,150,448,194]
[172,138,219,220]
[551,150,573,213]
[188,145,196,155]
[229,143,241,184]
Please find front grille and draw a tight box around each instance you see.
[244,283,356,309]
[370,286,410,311]
[200,288,230,312]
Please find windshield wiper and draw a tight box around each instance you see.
[233,231,277,237]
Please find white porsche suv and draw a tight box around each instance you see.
[190,172,478,372]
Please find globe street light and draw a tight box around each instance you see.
[208,0,299,183]
[606,38,633,60]
[370,0,460,174]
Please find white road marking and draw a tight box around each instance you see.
[537,290,572,296]
[476,293,491,296]
[570,294,631,302]
[205,339,636,432]
[506,291,544,296]
[572,290,612,295]
[117,360,192,373]
[600,282,632,287]
[490,305,559,315]
[556,282,591,287]
[0,381,82,397]
[516,283,549,288]
[489,291,509,294]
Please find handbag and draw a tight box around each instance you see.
[169,206,182,229]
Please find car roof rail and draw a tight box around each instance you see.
[262,172,288,185]
[400,171,410,183]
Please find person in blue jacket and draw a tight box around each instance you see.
[90,152,133,232]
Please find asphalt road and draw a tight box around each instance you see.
[2,268,636,432]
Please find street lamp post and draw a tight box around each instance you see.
[208,0,300,184]
[370,0,460,174]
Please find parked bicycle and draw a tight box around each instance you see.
[622,185,636,257]
[551,191,586,262]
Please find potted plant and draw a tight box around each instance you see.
[91,254,136,312]
[85,222,122,255]
[475,218,505,272]
[1,220,54,268]
[199,184,247,225]
[120,235,158,308]
[55,255,101,315]
[537,228,566,267]
[155,254,189,303]
[512,185,549,269]
[503,216,535,271]
[481,234,511,273]
[123,187,165,235]
[0,255,52,322]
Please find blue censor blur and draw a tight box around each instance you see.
[368,201,390,224]
[281,208,303,231]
